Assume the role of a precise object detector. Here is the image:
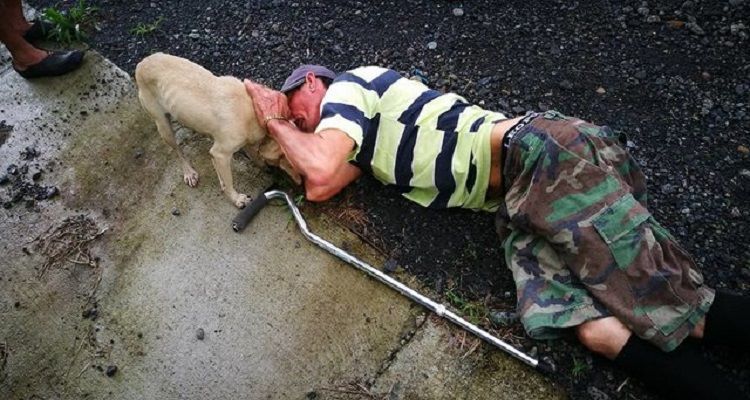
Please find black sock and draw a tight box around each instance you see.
[613,335,747,400]
[704,291,750,351]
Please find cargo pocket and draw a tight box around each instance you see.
[593,193,691,337]
[592,193,651,269]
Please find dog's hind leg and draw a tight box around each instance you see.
[209,141,247,208]
[152,111,200,187]
[139,89,200,187]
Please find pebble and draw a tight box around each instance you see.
[587,386,611,400]
[730,207,741,218]
[106,365,118,377]
[661,183,675,194]
[489,311,518,326]
[427,41,437,50]
[667,20,685,29]
[196,328,205,340]
[134,148,144,159]
[596,87,606,94]
[452,8,464,17]
[738,145,750,154]
[559,80,573,90]
[171,207,181,216]
[736,84,748,96]
[686,22,705,35]
[739,169,750,178]
[383,258,398,273]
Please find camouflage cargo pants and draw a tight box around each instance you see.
[495,111,715,352]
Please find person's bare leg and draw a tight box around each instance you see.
[690,316,705,339]
[575,316,632,359]
[0,0,47,69]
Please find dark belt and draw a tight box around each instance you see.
[502,112,539,150]
[499,112,539,194]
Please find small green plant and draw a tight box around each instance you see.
[131,16,164,37]
[41,0,97,44]
[445,288,488,325]
[571,356,590,378]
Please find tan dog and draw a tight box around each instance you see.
[135,52,300,208]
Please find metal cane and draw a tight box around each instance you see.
[232,189,551,373]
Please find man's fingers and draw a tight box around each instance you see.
[244,79,263,97]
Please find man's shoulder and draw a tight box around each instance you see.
[333,66,401,85]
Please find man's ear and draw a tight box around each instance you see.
[304,72,316,91]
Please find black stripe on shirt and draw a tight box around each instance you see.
[466,152,477,194]
[429,100,469,208]
[370,69,402,96]
[394,90,442,191]
[333,72,371,89]
[354,113,380,174]
[320,102,378,173]
[470,115,486,132]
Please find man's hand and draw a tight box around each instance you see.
[243,79,290,128]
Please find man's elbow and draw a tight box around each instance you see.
[304,184,338,202]
[303,172,341,202]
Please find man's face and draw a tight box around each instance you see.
[287,77,326,133]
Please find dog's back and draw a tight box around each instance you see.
[135,52,262,143]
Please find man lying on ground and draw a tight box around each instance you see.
[245,65,749,400]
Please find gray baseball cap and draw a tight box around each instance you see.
[280,64,337,93]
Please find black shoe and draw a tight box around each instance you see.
[22,19,56,41]
[13,50,85,79]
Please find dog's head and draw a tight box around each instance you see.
[249,137,302,185]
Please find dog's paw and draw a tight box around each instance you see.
[234,193,249,209]
[183,170,199,187]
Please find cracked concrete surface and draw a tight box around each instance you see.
[0,30,563,399]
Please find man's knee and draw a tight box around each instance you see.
[576,317,632,360]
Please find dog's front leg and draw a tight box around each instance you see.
[209,145,247,208]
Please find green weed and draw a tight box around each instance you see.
[445,288,489,325]
[131,17,164,37]
[571,356,590,378]
[41,0,97,44]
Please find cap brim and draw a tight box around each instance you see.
[280,78,305,94]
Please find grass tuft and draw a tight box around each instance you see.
[41,0,98,44]
[445,287,489,325]
[131,16,164,37]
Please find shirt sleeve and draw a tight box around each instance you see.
[315,81,375,161]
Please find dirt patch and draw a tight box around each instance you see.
[34,214,106,279]
[0,146,59,210]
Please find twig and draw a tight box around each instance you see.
[461,338,482,359]
[617,377,629,392]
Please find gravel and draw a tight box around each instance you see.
[25,0,750,398]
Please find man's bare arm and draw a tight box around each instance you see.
[265,119,361,201]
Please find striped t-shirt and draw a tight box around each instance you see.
[315,66,507,211]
